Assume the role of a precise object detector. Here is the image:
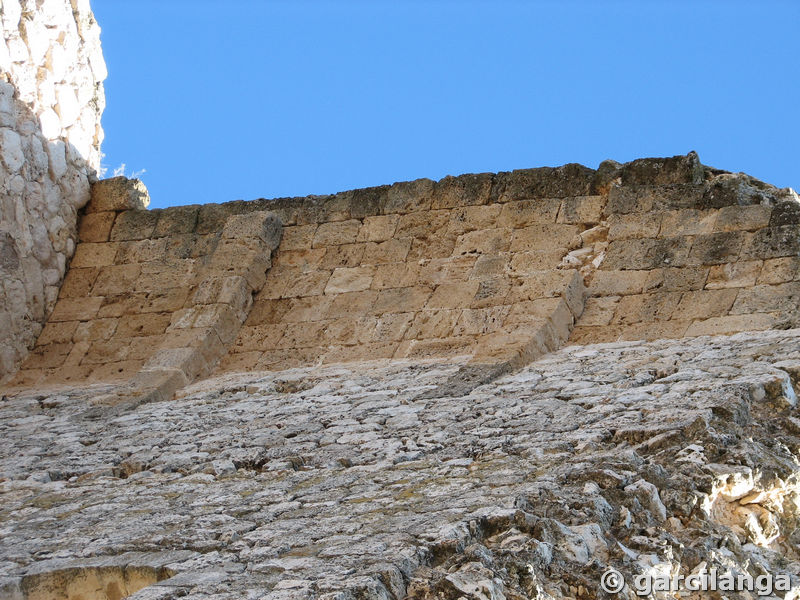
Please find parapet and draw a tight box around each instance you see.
[4,153,800,402]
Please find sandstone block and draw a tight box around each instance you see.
[431,172,493,209]
[453,306,509,336]
[21,343,71,370]
[605,184,703,215]
[325,266,375,294]
[557,196,605,224]
[602,237,691,271]
[86,177,150,213]
[258,267,292,300]
[426,281,480,309]
[37,321,79,345]
[606,213,661,241]
[490,164,594,202]
[674,288,738,320]
[686,231,743,265]
[281,270,332,298]
[73,318,118,343]
[325,290,378,319]
[323,341,399,364]
[49,296,103,322]
[659,209,717,237]
[397,336,475,359]
[504,297,563,324]
[705,261,762,289]
[618,153,704,185]
[396,210,450,238]
[313,219,361,247]
[406,309,462,339]
[471,277,511,308]
[470,255,507,279]
[372,312,415,341]
[191,303,242,344]
[139,288,191,313]
[114,238,168,264]
[281,224,317,250]
[507,250,565,275]
[384,178,434,214]
[588,270,649,296]
[357,215,399,242]
[217,351,263,374]
[90,264,141,296]
[758,257,800,284]
[497,199,560,228]
[69,242,118,268]
[768,200,800,227]
[510,224,580,253]
[283,296,333,322]
[193,276,251,308]
[685,313,780,337]
[642,267,708,292]
[274,247,327,269]
[407,231,458,260]
[715,205,772,232]
[114,312,172,338]
[577,297,620,327]
[447,205,503,235]
[417,257,476,286]
[144,347,208,382]
[373,286,433,314]
[730,282,800,315]
[611,292,681,324]
[506,271,578,303]
[245,299,292,326]
[109,209,159,241]
[153,205,200,237]
[77,211,117,243]
[58,267,99,298]
[740,226,800,260]
[454,229,512,256]
[278,321,328,349]
[319,243,366,269]
[362,238,412,265]
[619,319,691,341]
[88,360,145,382]
[221,211,282,250]
[372,263,420,290]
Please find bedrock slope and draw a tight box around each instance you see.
[1,331,800,599]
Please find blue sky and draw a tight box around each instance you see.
[93,1,799,210]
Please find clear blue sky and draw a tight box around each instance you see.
[93,1,799,210]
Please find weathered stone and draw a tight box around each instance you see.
[86,177,150,213]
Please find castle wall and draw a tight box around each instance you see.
[7,154,800,399]
[0,0,105,377]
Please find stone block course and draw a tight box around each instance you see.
[10,154,800,393]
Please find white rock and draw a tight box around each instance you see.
[0,129,25,172]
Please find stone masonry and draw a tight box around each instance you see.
[5,153,800,399]
[0,0,106,377]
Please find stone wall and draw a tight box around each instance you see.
[5,153,800,401]
[0,0,106,377]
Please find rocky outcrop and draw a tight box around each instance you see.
[0,0,106,377]
[1,330,799,599]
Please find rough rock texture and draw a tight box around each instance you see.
[0,0,106,377]
[1,331,800,599]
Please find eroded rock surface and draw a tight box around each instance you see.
[2,330,800,598]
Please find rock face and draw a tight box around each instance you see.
[0,0,106,377]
